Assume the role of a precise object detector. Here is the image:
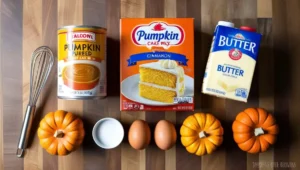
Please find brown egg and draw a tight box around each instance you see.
[154,120,177,150]
[128,120,151,150]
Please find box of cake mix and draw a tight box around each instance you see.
[120,18,194,111]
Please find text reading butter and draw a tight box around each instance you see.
[121,18,194,111]
[202,25,262,102]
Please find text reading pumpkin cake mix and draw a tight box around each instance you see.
[120,18,194,111]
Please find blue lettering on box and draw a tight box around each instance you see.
[217,64,244,77]
[213,26,262,61]
[127,51,188,66]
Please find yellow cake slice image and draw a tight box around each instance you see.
[139,60,185,103]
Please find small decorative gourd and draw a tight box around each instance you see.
[180,113,224,156]
[232,108,279,153]
[38,110,85,155]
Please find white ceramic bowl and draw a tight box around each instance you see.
[92,118,124,149]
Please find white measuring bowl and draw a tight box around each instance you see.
[92,118,124,149]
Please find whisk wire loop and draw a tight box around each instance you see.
[28,46,54,106]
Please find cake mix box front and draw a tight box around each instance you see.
[120,18,194,111]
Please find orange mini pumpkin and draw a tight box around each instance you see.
[37,110,85,155]
[180,113,224,156]
[232,108,279,153]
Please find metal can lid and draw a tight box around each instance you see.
[217,21,234,27]
[58,25,106,30]
[240,26,256,32]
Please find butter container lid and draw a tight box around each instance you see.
[240,26,256,32]
[217,21,234,27]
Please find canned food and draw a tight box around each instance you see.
[57,25,106,99]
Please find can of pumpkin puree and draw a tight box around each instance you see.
[58,25,106,99]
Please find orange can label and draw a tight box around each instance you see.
[120,18,194,111]
[58,26,106,99]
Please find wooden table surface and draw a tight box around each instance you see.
[1,0,300,170]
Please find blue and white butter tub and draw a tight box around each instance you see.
[202,24,262,102]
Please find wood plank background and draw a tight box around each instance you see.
[0,0,300,170]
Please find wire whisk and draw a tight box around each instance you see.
[28,46,54,105]
[17,46,54,157]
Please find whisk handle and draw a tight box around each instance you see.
[16,105,36,158]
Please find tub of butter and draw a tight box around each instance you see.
[202,24,262,102]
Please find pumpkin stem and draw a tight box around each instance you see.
[199,131,207,138]
[54,130,64,138]
[254,127,264,136]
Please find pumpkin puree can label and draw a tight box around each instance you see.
[57,25,107,99]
